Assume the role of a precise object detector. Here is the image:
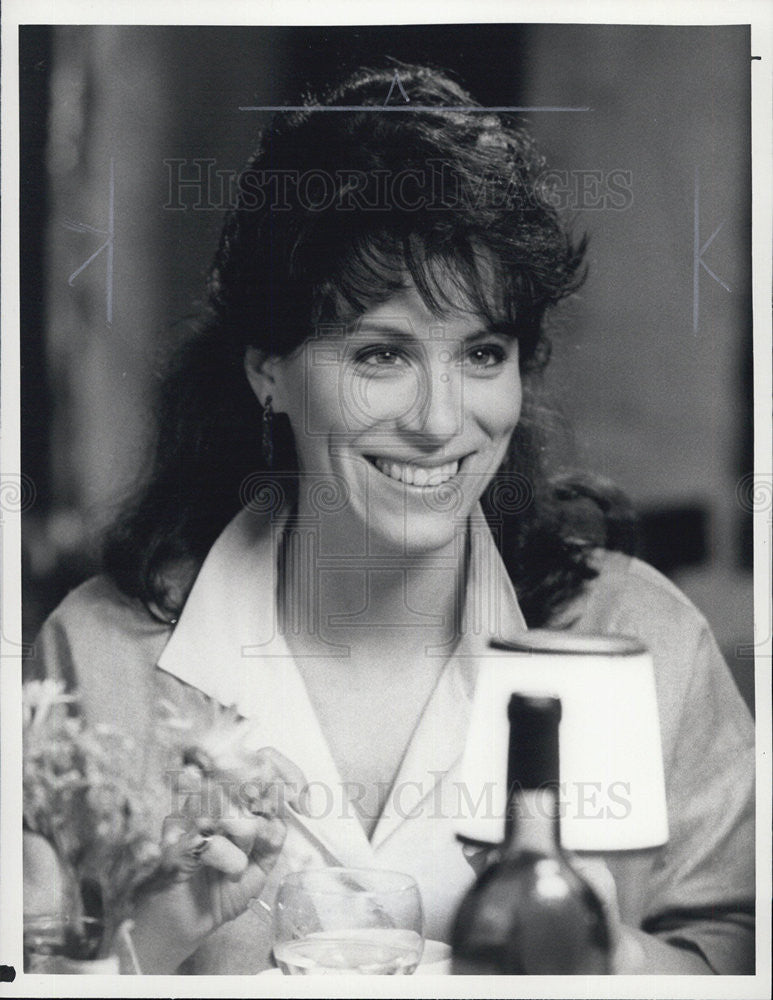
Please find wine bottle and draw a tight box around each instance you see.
[451,693,611,974]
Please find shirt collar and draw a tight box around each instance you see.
[156,502,528,855]
[157,502,527,697]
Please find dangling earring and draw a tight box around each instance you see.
[261,395,274,468]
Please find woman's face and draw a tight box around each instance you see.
[249,281,523,554]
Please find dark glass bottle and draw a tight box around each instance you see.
[451,694,611,974]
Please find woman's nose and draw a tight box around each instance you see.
[397,362,461,443]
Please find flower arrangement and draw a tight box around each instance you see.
[23,682,329,970]
[22,680,183,962]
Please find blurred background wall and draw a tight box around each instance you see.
[20,24,753,709]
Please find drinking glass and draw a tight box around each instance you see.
[272,867,424,975]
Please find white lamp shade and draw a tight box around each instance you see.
[456,631,669,852]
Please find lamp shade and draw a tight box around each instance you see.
[456,631,669,852]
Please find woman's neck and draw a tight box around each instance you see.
[277,505,467,671]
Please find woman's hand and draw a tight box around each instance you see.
[460,845,634,973]
[129,746,307,974]
[568,855,632,972]
[460,846,711,973]
[570,857,714,973]
[460,842,498,879]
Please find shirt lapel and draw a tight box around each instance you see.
[370,510,528,851]
[156,503,528,860]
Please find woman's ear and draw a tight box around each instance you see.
[244,347,284,410]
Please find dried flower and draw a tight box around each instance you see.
[23,680,182,959]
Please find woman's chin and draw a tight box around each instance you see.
[364,512,468,556]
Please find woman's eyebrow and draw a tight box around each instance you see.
[464,325,514,342]
[351,321,513,343]
[350,323,417,342]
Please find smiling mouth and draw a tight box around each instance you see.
[367,456,461,487]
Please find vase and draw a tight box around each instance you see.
[25,952,121,974]
[23,913,120,974]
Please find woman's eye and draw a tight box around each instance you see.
[465,345,507,368]
[355,347,407,369]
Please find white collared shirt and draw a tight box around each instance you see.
[156,502,528,945]
[36,501,756,973]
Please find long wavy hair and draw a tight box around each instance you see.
[104,63,636,625]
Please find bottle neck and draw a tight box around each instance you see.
[504,786,561,857]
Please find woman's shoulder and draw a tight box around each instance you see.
[551,549,712,710]
[553,549,753,750]
[40,574,172,644]
[554,548,711,639]
[34,577,192,822]
[33,575,173,707]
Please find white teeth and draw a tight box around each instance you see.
[373,457,459,486]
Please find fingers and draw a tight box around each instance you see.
[171,766,271,829]
[254,747,309,813]
[159,814,210,878]
[197,817,286,901]
[215,815,265,854]
[235,746,309,818]
[243,814,287,876]
[461,842,500,876]
[183,742,309,819]
[162,804,287,881]
[570,856,622,947]
[217,813,286,859]
[200,834,247,878]
[161,740,303,886]
[170,822,280,882]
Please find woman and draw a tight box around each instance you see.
[29,64,754,974]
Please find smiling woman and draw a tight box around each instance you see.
[26,63,754,976]
[102,65,593,629]
[244,282,523,557]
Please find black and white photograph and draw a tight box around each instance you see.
[1,3,771,995]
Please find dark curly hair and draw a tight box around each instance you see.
[104,63,635,624]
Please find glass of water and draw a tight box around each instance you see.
[272,867,424,975]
